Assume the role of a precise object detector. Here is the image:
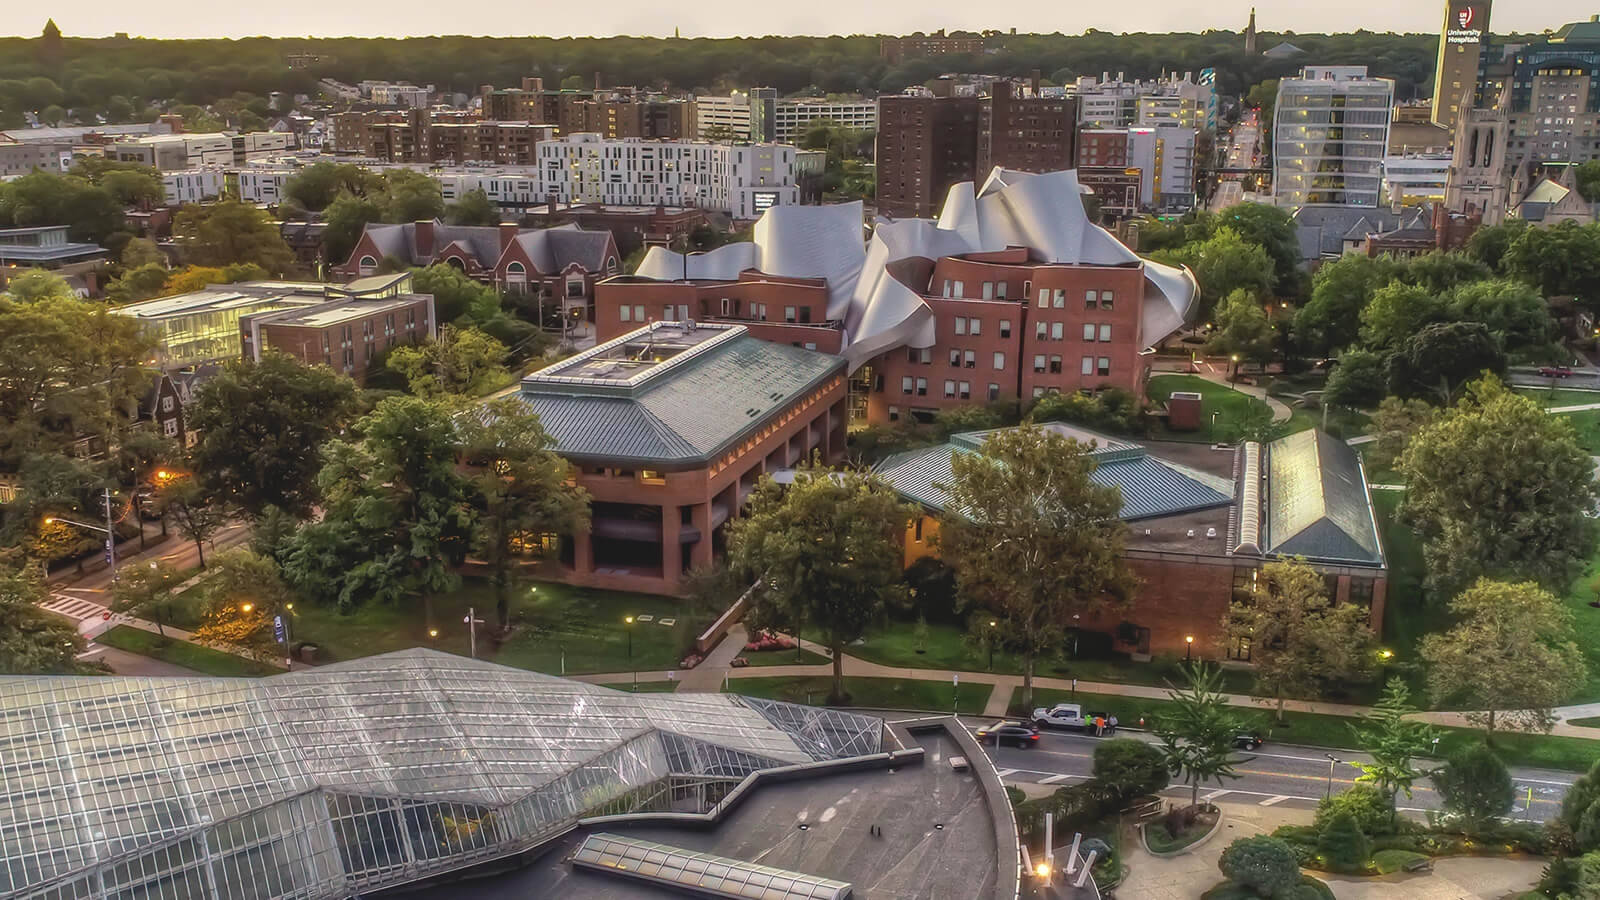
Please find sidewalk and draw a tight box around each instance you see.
[1192,365,1294,423]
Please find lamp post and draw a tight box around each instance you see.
[1229,353,1240,382]
[464,607,484,659]
[45,487,120,583]
[625,615,635,690]
[987,620,997,671]
[1185,634,1194,662]
[1324,754,1342,798]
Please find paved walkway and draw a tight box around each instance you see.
[1192,365,1294,423]
[1547,402,1600,413]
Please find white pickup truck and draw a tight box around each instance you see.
[1031,703,1090,731]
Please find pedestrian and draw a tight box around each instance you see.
[1094,715,1105,736]
[1108,715,1118,735]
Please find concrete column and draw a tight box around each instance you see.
[690,502,714,568]
[661,505,682,585]
[573,530,593,575]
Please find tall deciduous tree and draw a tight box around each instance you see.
[728,464,912,703]
[1295,255,1398,357]
[1464,219,1530,273]
[282,395,473,617]
[1222,559,1375,722]
[445,189,501,226]
[323,194,384,265]
[939,425,1132,709]
[0,567,87,673]
[172,199,294,273]
[1205,288,1275,367]
[461,398,590,629]
[1323,349,1388,410]
[1390,321,1505,405]
[4,269,74,302]
[1420,578,1587,734]
[187,352,359,518]
[1444,278,1554,355]
[386,325,509,397]
[1400,376,1597,596]
[1501,220,1600,310]
[110,560,185,636]
[191,548,294,663]
[1157,662,1245,807]
[1360,282,1443,350]
[158,477,226,569]
[1348,678,1436,828]
[1152,226,1273,321]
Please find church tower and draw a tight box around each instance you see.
[1244,8,1258,55]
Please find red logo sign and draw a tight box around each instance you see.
[1457,6,1476,29]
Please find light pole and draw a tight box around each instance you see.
[45,487,120,583]
[1324,754,1342,798]
[1185,634,1194,662]
[625,615,635,690]
[464,607,484,659]
[987,620,997,671]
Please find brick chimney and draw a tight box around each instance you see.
[499,222,520,252]
[1031,69,1041,97]
[413,220,434,258]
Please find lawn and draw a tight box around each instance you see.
[95,626,281,677]
[1567,716,1600,728]
[1017,687,1600,773]
[288,578,701,676]
[1560,546,1600,704]
[1356,445,1404,485]
[1514,386,1600,408]
[1147,374,1289,443]
[1372,491,1432,697]
[1553,408,1600,454]
[739,647,831,667]
[728,675,994,715]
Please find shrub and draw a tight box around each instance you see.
[1315,785,1394,837]
[1015,781,1120,844]
[1317,812,1372,873]
[1270,825,1319,844]
[1092,738,1170,801]
[1537,856,1582,898]
[1163,804,1199,839]
[1005,786,1026,807]
[1579,801,1600,853]
[1433,742,1514,828]
[1218,836,1302,898]
[1371,849,1427,874]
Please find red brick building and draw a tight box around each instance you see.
[521,202,709,258]
[880,31,989,64]
[512,321,848,595]
[239,273,437,384]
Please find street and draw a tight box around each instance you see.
[970,724,1574,823]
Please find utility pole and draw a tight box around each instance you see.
[464,607,484,658]
[102,488,118,583]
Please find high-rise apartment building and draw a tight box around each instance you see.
[481,79,696,139]
[1432,0,1492,130]
[771,98,878,144]
[879,30,988,64]
[535,134,799,219]
[694,88,778,141]
[1076,73,1216,132]
[1274,66,1394,209]
[1078,125,1199,214]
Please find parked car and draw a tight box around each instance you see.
[1032,703,1089,731]
[1540,366,1574,378]
[1234,732,1265,750]
[975,720,1041,747]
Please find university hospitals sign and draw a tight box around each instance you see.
[1446,3,1485,44]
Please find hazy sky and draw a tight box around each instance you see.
[10,2,1596,40]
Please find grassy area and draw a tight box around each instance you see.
[95,626,280,677]
[1372,849,1429,874]
[739,647,831,667]
[1146,374,1290,443]
[289,578,699,675]
[1567,716,1600,728]
[1017,687,1600,773]
[1355,445,1404,485]
[1560,546,1600,703]
[1372,491,1432,699]
[728,675,994,715]
[1554,408,1600,454]
[1514,385,1600,408]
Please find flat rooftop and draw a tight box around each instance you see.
[410,727,1010,900]
[546,321,734,386]
[255,295,420,328]
[111,282,326,321]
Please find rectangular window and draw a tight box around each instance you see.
[952,280,964,298]
[634,305,645,322]
[968,318,980,336]
[1099,324,1112,342]
[996,282,1007,299]
[920,348,932,364]
[964,350,976,368]
[999,319,1011,338]
[888,405,900,422]
[1033,386,1045,398]
[943,379,956,398]
[1081,356,1094,375]
[993,351,1006,370]
[981,282,994,300]
[721,297,734,316]
[1033,354,1047,373]
[988,383,1000,401]
[908,348,918,363]
[902,376,913,395]
[1053,289,1065,309]
[1037,291,1048,309]
[914,517,924,541]
[954,317,966,335]
[1100,290,1114,309]
[1083,323,1096,341]
[1098,357,1111,376]
[1036,321,1048,339]
[800,307,811,323]
[784,306,797,323]
[679,304,690,321]
[1049,355,1063,374]
[1051,322,1064,340]
[949,349,961,367]
[1085,290,1098,309]
[958,381,971,399]
[916,377,927,396]
[1023,279,1032,299]
[663,305,676,321]
[640,469,666,484]
[941,279,951,298]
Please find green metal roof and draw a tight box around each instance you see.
[1551,19,1600,43]
[877,426,1234,521]
[1264,429,1384,567]
[519,333,844,465]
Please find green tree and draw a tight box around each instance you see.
[1218,835,1301,899]
[1397,251,1491,294]
[0,171,125,243]
[1316,811,1371,872]
[1420,578,1587,734]
[1295,255,1398,357]
[1577,160,1600,203]
[1400,376,1596,596]
[1433,742,1514,829]
[283,395,474,617]
[109,560,186,636]
[172,200,294,272]
[1092,738,1170,801]
[1348,678,1436,828]
[1389,321,1505,405]
[323,193,384,265]
[105,263,171,304]
[729,464,911,702]
[1464,219,1530,273]
[445,188,501,226]
[158,477,226,569]
[119,236,165,268]
[409,263,502,323]
[1502,220,1600,310]
[187,352,359,518]
[460,398,590,630]
[1153,226,1273,321]
[99,168,164,207]
[0,567,87,673]
[1315,784,1395,836]
[1206,288,1275,366]
[380,168,444,223]
[283,161,376,211]
[1156,662,1245,807]
[1215,203,1301,295]
[1323,349,1387,410]
[1445,278,1553,355]
[191,548,294,664]
[1364,396,1434,476]
[1359,282,1443,350]
[4,269,74,302]
[939,425,1132,708]
[1222,559,1375,723]
[385,325,509,396]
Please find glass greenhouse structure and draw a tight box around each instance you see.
[0,649,886,900]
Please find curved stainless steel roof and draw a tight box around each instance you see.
[634,168,1198,370]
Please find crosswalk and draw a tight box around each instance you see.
[40,593,112,624]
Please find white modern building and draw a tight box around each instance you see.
[772,98,878,144]
[233,167,295,204]
[537,134,799,219]
[109,131,297,172]
[163,169,225,205]
[1131,126,1199,212]
[1076,73,1216,132]
[1274,66,1394,209]
[1382,154,1452,205]
[695,88,777,141]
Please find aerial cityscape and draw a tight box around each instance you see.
[7,5,1600,899]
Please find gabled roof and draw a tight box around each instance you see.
[876,423,1234,521]
[355,220,612,274]
[507,223,613,274]
[1263,429,1384,566]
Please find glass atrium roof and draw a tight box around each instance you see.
[0,649,884,900]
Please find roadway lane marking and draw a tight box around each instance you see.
[995,768,1019,777]
[1040,774,1076,784]
[1259,795,1291,806]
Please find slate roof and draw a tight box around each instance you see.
[518,325,845,465]
[877,425,1235,521]
[1263,429,1384,566]
[1292,205,1430,261]
[354,221,610,273]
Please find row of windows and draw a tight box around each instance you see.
[1032,355,1113,376]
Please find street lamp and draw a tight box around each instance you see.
[987,620,997,671]
[625,615,635,690]
[1229,354,1240,381]
[1185,634,1194,662]
[240,603,254,614]
[43,487,121,582]
[1324,754,1342,798]
[428,627,440,639]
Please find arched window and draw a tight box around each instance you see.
[606,256,619,274]
[446,256,466,271]
[357,255,377,275]
[507,261,526,275]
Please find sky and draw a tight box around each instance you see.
[9,2,1596,40]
